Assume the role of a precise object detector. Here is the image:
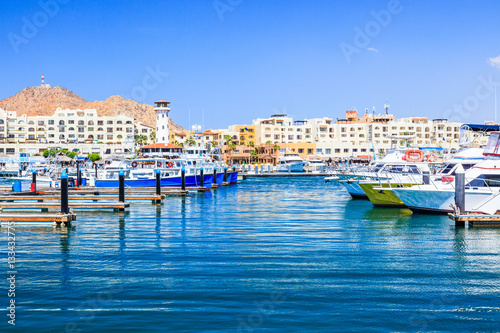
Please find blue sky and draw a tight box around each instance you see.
[1,0,500,129]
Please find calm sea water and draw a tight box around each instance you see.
[2,177,500,332]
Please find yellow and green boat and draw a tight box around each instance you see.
[359,181,419,207]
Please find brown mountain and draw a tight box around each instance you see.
[0,86,184,132]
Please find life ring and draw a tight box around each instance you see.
[157,161,162,168]
[426,153,437,163]
[405,149,424,162]
[167,162,174,168]
[131,161,138,168]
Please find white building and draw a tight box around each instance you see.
[0,107,154,157]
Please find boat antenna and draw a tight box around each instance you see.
[495,85,497,124]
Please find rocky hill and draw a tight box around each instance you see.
[0,86,184,132]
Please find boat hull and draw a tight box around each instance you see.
[95,174,214,188]
[359,182,416,207]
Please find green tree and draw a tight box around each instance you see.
[224,135,232,145]
[88,153,101,162]
[250,150,258,162]
[187,137,196,147]
[149,131,156,142]
[135,134,147,146]
[248,141,255,148]
[266,140,272,145]
[273,144,281,152]
[43,149,57,158]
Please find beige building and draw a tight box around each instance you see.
[0,107,154,157]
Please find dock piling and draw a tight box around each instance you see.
[455,169,466,227]
[118,169,125,203]
[94,163,98,178]
[155,169,161,203]
[77,163,81,186]
[181,166,186,191]
[61,171,69,214]
[200,167,204,188]
[213,167,217,185]
[19,168,22,177]
[224,166,227,183]
[32,169,37,192]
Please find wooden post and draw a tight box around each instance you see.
[200,167,204,188]
[32,169,37,192]
[77,163,82,186]
[118,169,125,203]
[223,166,228,183]
[423,170,430,185]
[94,163,98,178]
[61,171,69,214]
[18,168,22,177]
[213,167,217,185]
[455,169,465,226]
[156,168,161,195]
[181,166,186,191]
[288,164,291,173]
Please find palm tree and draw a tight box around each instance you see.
[273,144,281,153]
[134,134,147,146]
[250,150,258,162]
[266,140,272,145]
[224,135,232,145]
[187,136,196,147]
[248,141,255,148]
[228,142,236,162]
[149,131,156,142]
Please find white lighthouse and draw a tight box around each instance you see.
[154,100,170,143]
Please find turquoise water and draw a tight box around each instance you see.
[2,177,500,332]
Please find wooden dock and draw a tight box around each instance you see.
[0,213,76,223]
[0,202,129,212]
[0,195,164,202]
[448,213,500,227]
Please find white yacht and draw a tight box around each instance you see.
[275,153,307,172]
[392,136,500,214]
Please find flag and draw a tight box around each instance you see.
[244,127,249,132]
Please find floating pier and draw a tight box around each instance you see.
[0,202,129,212]
[448,213,500,227]
[0,213,76,224]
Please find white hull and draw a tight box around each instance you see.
[275,162,306,172]
[392,186,498,214]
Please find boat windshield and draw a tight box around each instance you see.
[466,174,500,187]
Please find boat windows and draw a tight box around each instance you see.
[441,164,454,175]
[467,174,500,187]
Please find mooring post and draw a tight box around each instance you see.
[288,164,291,173]
[423,170,430,185]
[32,169,37,192]
[94,163,98,178]
[181,166,186,191]
[455,167,466,227]
[213,167,217,186]
[77,163,81,186]
[223,166,228,183]
[156,168,161,196]
[118,169,125,203]
[18,168,22,177]
[61,171,69,214]
[200,166,204,188]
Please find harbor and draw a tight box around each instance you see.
[5,176,500,332]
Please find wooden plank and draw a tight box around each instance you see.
[0,202,129,210]
[0,213,76,222]
[0,195,164,201]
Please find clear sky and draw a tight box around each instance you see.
[2,0,500,130]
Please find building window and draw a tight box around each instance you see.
[68,120,74,124]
